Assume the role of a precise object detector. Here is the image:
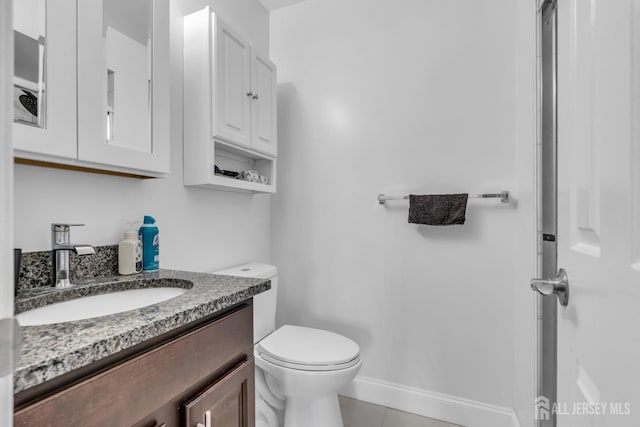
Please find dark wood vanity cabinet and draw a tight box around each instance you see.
[14,304,255,427]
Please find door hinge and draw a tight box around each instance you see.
[543,233,556,242]
[539,0,556,12]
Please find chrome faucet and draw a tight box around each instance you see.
[51,224,95,288]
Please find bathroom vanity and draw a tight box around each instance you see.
[13,270,270,427]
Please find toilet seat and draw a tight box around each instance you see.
[256,325,360,372]
[258,351,361,371]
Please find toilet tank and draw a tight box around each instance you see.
[214,263,278,344]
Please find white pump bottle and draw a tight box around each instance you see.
[118,222,143,275]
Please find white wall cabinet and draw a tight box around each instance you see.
[13,0,77,161]
[76,0,170,176]
[13,0,170,178]
[210,14,277,157]
[184,7,277,193]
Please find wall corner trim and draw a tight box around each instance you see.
[340,375,521,427]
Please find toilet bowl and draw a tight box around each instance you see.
[215,263,362,427]
[256,324,362,427]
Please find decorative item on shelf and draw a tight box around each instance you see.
[237,170,268,185]
[214,165,239,178]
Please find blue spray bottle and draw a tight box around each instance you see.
[140,216,159,271]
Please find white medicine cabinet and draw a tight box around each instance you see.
[13,0,77,160]
[12,0,170,178]
[183,7,277,193]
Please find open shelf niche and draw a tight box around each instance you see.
[184,138,276,193]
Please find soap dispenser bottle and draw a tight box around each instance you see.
[118,222,142,275]
[139,215,159,271]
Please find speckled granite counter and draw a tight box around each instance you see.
[14,269,270,394]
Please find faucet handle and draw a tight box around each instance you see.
[51,224,85,231]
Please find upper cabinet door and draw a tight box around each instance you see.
[250,49,277,156]
[13,0,77,160]
[213,17,252,148]
[77,0,170,175]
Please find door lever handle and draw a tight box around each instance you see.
[531,268,569,306]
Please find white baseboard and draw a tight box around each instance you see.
[340,375,521,427]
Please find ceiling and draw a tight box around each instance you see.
[259,0,308,12]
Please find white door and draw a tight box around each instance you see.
[1,1,16,424]
[250,48,277,156]
[13,0,77,160]
[555,0,640,425]
[213,16,251,148]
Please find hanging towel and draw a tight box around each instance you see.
[408,194,469,225]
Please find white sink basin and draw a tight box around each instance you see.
[17,287,187,326]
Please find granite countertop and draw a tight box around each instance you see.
[14,269,270,394]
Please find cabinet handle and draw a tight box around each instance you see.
[197,410,212,427]
[252,94,259,100]
[246,91,254,98]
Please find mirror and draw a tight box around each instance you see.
[102,0,153,150]
[13,0,46,128]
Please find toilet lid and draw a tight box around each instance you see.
[256,325,360,369]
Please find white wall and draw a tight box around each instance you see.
[13,0,271,274]
[270,0,532,423]
[105,26,151,153]
[512,2,537,426]
[13,0,45,40]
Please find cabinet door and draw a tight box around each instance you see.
[184,359,255,427]
[13,0,77,160]
[77,0,170,175]
[212,17,252,148]
[250,49,277,156]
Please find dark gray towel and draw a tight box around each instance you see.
[408,194,469,225]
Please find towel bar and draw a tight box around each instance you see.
[377,191,509,205]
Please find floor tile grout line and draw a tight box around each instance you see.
[380,407,390,427]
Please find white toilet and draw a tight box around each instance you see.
[215,263,362,427]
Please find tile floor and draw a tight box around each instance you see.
[339,396,463,427]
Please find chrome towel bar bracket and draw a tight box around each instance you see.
[377,191,510,205]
